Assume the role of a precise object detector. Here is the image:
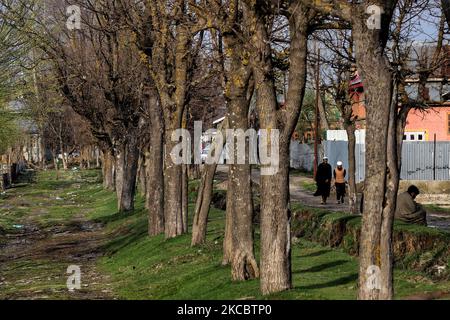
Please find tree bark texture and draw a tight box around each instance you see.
[102,149,116,191]
[163,127,184,238]
[222,27,259,280]
[145,95,165,236]
[182,164,189,233]
[115,136,139,212]
[352,4,398,299]
[247,2,310,294]
[191,119,228,246]
[345,124,358,214]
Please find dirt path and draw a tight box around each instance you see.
[287,175,354,211]
[0,175,115,300]
[0,220,114,299]
[245,167,354,211]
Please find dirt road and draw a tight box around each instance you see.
[0,172,114,299]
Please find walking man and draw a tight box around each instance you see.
[314,156,332,204]
[334,161,346,204]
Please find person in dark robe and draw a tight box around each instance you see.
[395,185,427,226]
[314,156,332,204]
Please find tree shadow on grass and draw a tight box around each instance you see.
[296,249,330,258]
[101,219,148,255]
[10,184,29,189]
[293,260,349,274]
[94,206,149,254]
[295,273,358,290]
[93,208,144,224]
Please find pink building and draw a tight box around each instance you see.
[348,45,450,141]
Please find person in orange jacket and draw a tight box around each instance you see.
[334,161,347,204]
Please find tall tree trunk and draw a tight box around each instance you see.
[254,74,292,293]
[59,141,68,170]
[52,149,60,180]
[443,0,450,27]
[220,28,258,279]
[182,164,189,233]
[95,147,100,168]
[137,152,146,195]
[248,2,310,294]
[259,142,292,294]
[353,16,395,300]
[222,175,234,265]
[191,118,228,246]
[86,147,91,169]
[163,129,184,238]
[145,140,165,236]
[115,136,139,212]
[143,3,192,239]
[228,106,258,281]
[229,162,259,280]
[191,163,217,246]
[318,95,330,131]
[39,134,46,169]
[188,164,201,179]
[181,108,189,234]
[379,83,399,300]
[345,124,358,214]
[145,91,165,236]
[159,23,190,239]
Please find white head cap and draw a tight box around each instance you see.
[323,156,328,160]
[337,161,343,166]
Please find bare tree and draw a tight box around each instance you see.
[308,0,447,299]
[242,0,315,294]
[14,0,149,211]
[124,0,206,238]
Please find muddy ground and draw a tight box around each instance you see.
[0,172,115,300]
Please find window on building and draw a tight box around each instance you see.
[404,131,425,141]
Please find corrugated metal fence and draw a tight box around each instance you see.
[324,141,450,182]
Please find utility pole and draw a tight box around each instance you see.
[433,133,437,181]
[314,47,321,177]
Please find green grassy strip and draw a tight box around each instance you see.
[2,170,450,299]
